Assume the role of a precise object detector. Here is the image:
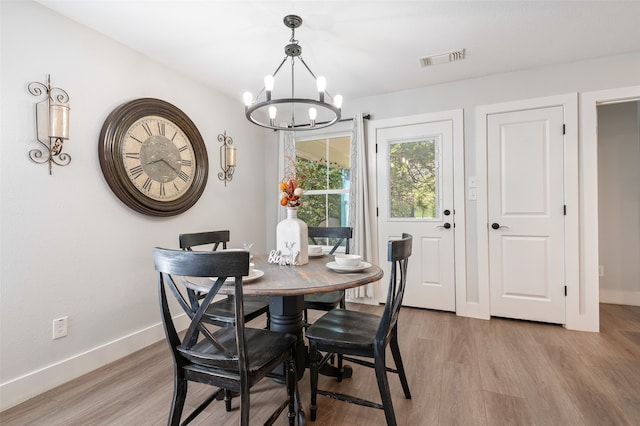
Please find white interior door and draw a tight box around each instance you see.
[376,120,455,311]
[487,106,566,324]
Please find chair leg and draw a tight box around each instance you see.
[286,359,296,426]
[374,348,397,426]
[309,341,319,421]
[169,375,187,426]
[303,308,309,328]
[390,335,411,399]
[224,389,232,411]
[240,385,250,426]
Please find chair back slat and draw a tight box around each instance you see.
[308,226,353,254]
[179,230,230,251]
[376,233,412,346]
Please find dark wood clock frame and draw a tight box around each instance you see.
[99,98,208,217]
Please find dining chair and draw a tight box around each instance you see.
[179,230,270,328]
[306,233,413,426]
[304,226,353,326]
[154,247,305,426]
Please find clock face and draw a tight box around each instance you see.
[99,98,208,217]
[122,116,196,202]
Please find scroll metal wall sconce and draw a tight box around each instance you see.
[27,75,71,175]
[218,131,236,186]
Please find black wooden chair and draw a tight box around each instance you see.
[303,226,353,327]
[306,233,413,426]
[154,247,305,426]
[179,231,270,328]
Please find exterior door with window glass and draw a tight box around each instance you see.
[376,120,456,311]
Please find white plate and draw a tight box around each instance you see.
[308,251,325,258]
[325,261,371,273]
[184,270,264,292]
[208,269,264,283]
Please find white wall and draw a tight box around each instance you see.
[598,101,640,305]
[0,1,271,410]
[4,0,640,412]
[264,51,640,328]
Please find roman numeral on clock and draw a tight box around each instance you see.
[178,170,190,182]
[142,177,153,192]
[129,165,144,179]
[142,122,153,137]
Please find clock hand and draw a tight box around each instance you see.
[159,158,180,173]
[145,158,164,165]
[145,158,180,173]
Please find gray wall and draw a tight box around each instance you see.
[598,101,640,304]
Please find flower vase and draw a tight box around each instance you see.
[276,207,308,265]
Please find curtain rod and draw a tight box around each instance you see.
[283,113,371,130]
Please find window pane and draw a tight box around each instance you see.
[328,137,351,190]
[298,193,349,228]
[388,138,439,219]
[295,137,351,191]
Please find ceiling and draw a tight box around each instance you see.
[37,1,640,104]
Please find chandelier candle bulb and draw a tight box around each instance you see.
[243,92,253,107]
[333,94,343,109]
[264,75,274,100]
[309,107,317,127]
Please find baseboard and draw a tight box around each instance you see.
[599,289,640,307]
[0,314,189,412]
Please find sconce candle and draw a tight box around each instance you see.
[27,74,72,175]
[218,131,236,186]
[226,146,237,167]
[49,104,70,139]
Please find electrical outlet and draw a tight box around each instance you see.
[52,317,68,339]
[599,265,605,277]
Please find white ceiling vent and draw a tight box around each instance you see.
[419,49,466,67]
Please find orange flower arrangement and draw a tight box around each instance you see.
[280,156,304,208]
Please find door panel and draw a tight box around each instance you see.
[376,120,455,311]
[487,106,565,324]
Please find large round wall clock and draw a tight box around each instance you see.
[99,98,208,217]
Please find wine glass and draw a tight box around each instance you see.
[243,242,254,259]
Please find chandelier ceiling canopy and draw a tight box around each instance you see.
[243,15,342,131]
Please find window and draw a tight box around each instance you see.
[388,137,439,219]
[295,135,351,228]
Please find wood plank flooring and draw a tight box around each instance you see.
[2,303,639,425]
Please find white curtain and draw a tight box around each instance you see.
[346,113,374,299]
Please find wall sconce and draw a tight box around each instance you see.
[218,131,236,186]
[27,75,71,174]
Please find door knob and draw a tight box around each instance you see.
[438,222,452,229]
[491,223,509,230]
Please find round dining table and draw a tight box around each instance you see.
[187,253,383,378]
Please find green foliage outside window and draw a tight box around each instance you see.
[389,140,437,218]
[295,157,349,227]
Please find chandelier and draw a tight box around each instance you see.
[243,15,342,131]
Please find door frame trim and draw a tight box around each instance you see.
[368,109,466,309]
[580,85,640,331]
[475,94,580,328]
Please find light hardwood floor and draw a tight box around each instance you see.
[2,303,639,425]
